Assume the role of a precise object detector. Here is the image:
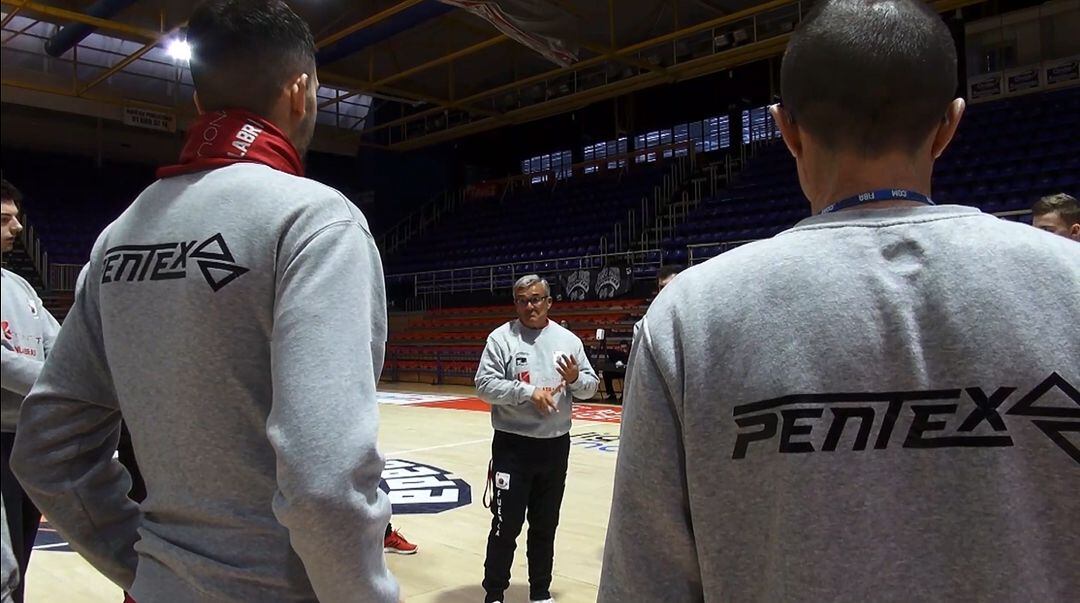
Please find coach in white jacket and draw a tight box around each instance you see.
[475,274,598,603]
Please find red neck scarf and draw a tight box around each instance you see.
[157,109,304,179]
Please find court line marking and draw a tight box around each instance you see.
[387,438,490,456]
[386,421,615,456]
[34,424,618,551]
[33,425,617,553]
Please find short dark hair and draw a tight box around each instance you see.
[780,0,957,156]
[657,265,683,281]
[0,178,22,208]
[1033,193,1080,226]
[187,0,316,116]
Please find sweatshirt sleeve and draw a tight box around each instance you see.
[9,265,141,589]
[568,340,599,400]
[598,317,702,602]
[267,220,398,603]
[1,285,61,417]
[475,334,536,405]
[1,345,43,398]
[40,294,62,358]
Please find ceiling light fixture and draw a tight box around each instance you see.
[166,38,191,62]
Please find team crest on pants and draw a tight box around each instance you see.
[495,472,511,490]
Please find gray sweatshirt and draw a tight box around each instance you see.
[10,164,398,603]
[1,496,15,603]
[1,268,60,432]
[476,320,599,438]
[600,205,1080,603]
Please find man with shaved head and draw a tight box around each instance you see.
[600,1,1079,601]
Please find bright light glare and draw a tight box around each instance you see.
[166,39,191,61]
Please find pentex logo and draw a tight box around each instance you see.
[732,373,1080,465]
[379,459,472,515]
[102,233,249,292]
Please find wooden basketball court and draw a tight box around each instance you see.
[26,383,621,602]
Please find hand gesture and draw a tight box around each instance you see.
[556,354,580,385]
[530,388,558,415]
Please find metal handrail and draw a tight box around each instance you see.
[48,263,81,291]
[390,248,664,296]
[15,213,51,290]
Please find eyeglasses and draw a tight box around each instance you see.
[514,296,550,307]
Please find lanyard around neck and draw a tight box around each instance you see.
[820,189,934,214]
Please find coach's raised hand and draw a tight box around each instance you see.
[556,354,580,384]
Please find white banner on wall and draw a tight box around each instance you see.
[1045,55,1080,88]
[968,55,1080,103]
[122,106,176,132]
[969,73,1004,102]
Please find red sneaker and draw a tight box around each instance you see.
[384,529,418,555]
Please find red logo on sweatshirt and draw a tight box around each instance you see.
[1,321,11,341]
[519,371,531,384]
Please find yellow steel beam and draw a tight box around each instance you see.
[371,0,985,149]
[582,42,670,79]
[1,76,390,150]
[319,70,440,106]
[362,0,794,138]
[4,0,447,110]
[379,34,507,87]
[79,23,185,96]
[5,0,159,42]
[388,35,790,151]
[319,34,508,109]
[1,13,36,46]
[1,0,445,137]
[361,38,658,137]
[1,4,22,29]
[320,71,499,118]
[2,76,179,112]
[316,0,424,49]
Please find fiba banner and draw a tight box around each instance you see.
[1045,55,1079,88]
[122,106,176,132]
[559,264,632,301]
[1005,66,1042,95]
[968,73,1003,103]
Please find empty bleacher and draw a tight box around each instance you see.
[666,86,1079,265]
[386,165,670,276]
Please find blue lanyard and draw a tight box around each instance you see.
[820,189,934,214]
